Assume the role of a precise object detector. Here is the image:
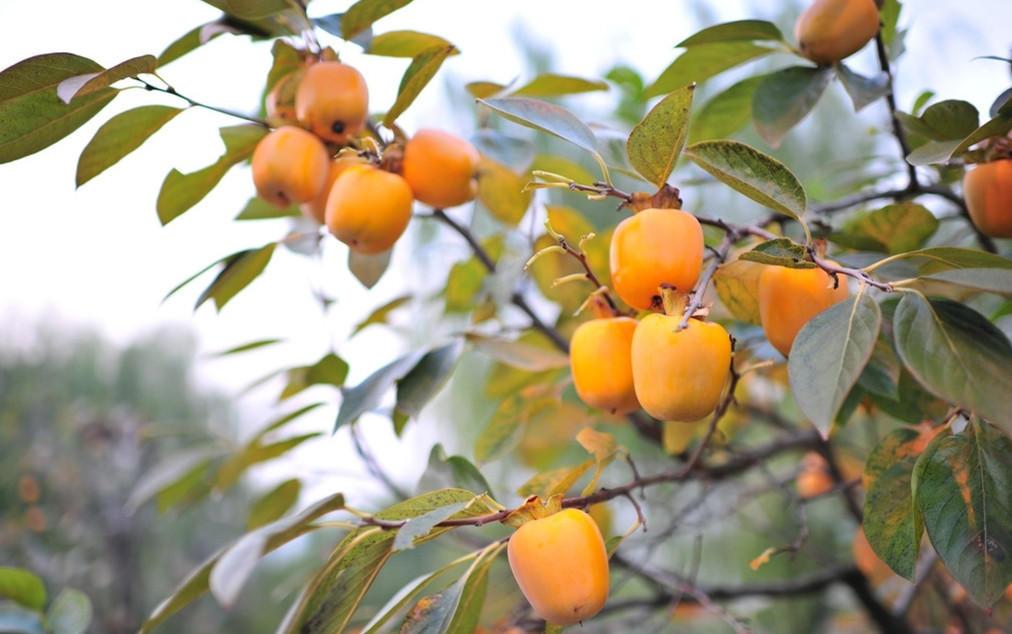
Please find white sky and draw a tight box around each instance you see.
[1,0,1010,505]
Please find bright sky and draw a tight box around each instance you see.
[1,0,1010,505]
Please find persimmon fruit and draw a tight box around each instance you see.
[757,264,849,357]
[570,315,640,415]
[265,71,302,127]
[402,129,480,208]
[795,0,880,65]
[507,508,609,625]
[295,61,369,144]
[251,126,329,208]
[325,165,413,254]
[963,159,1012,238]
[631,316,731,422]
[796,451,834,498]
[609,208,704,310]
[300,155,365,224]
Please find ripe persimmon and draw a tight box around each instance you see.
[796,451,834,498]
[251,126,329,208]
[295,62,368,144]
[300,155,366,224]
[795,0,880,65]
[325,165,413,254]
[402,129,480,208]
[631,316,731,422]
[570,313,640,415]
[757,264,848,357]
[963,159,1012,238]
[609,208,704,310]
[507,508,609,625]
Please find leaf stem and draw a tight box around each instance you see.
[135,77,270,127]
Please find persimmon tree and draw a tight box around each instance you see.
[1,0,1011,632]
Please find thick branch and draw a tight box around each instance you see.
[874,32,919,189]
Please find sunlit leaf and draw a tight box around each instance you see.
[126,446,224,512]
[645,42,775,98]
[58,55,156,103]
[158,23,229,67]
[479,97,598,156]
[395,341,464,420]
[75,105,181,186]
[246,479,302,530]
[400,543,503,634]
[235,196,299,220]
[476,157,532,226]
[215,433,320,492]
[713,257,764,324]
[676,20,784,47]
[353,295,410,335]
[418,444,494,498]
[739,238,815,268]
[510,73,608,97]
[368,30,457,57]
[0,568,46,611]
[195,243,276,310]
[340,0,414,40]
[627,83,694,187]
[466,333,569,371]
[690,75,763,142]
[348,249,392,289]
[830,202,938,254]
[383,44,456,126]
[684,140,807,220]
[334,352,426,430]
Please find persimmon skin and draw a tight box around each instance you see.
[251,126,329,208]
[795,0,880,66]
[295,62,368,144]
[325,165,413,254]
[402,129,480,208]
[963,159,1012,238]
[609,208,704,310]
[853,527,892,585]
[265,71,302,127]
[758,264,849,357]
[300,155,365,224]
[507,509,609,626]
[631,317,731,422]
[570,317,640,415]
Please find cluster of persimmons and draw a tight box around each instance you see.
[242,0,1011,626]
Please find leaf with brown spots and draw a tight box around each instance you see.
[912,422,1012,606]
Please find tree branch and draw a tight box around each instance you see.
[136,77,270,127]
[874,31,919,189]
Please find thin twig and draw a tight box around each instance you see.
[875,32,919,189]
[808,248,894,292]
[135,77,269,127]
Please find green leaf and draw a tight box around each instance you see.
[893,294,1012,432]
[335,352,426,430]
[265,39,303,92]
[341,0,414,40]
[235,197,299,220]
[920,99,979,140]
[684,140,807,220]
[76,105,182,186]
[418,444,494,498]
[281,490,493,633]
[836,64,889,112]
[677,20,784,46]
[738,238,815,268]
[868,247,1012,275]
[58,55,156,103]
[626,83,694,187]
[256,402,327,438]
[348,249,392,289]
[479,97,599,156]
[949,109,1012,158]
[645,42,775,98]
[368,30,457,57]
[394,500,472,551]
[280,353,350,399]
[395,340,464,420]
[352,295,410,336]
[207,338,282,357]
[474,396,527,464]
[47,589,92,634]
[126,447,223,512]
[690,75,763,142]
[476,158,532,226]
[466,334,569,371]
[510,74,609,97]
[752,66,833,148]
[157,124,266,224]
[158,23,228,67]
[0,53,117,163]
[209,492,346,608]
[913,422,1012,606]
[831,202,938,254]
[863,427,932,579]
[383,44,456,126]
[880,0,902,47]
[219,0,292,19]
[465,81,505,99]
[215,433,320,491]
[361,551,481,634]
[246,479,302,530]
[195,243,276,310]
[788,293,882,435]
[0,567,46,611]
[918,268,1012,297]
[400,543,503,634]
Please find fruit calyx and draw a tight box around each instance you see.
[626,184,683,213]
[504,495,564,528]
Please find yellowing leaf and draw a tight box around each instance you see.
[713,257,764,324]
[749,547,776,571]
